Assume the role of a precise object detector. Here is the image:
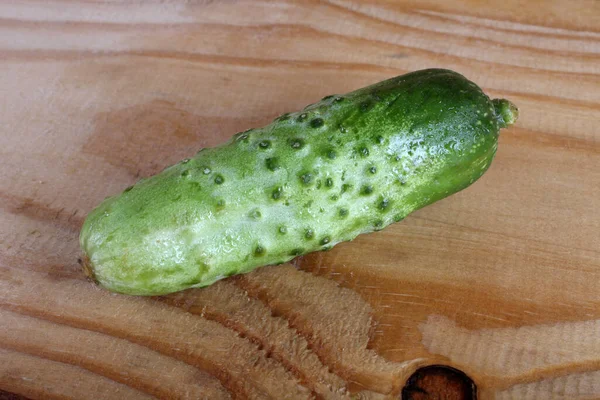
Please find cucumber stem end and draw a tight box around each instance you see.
[492,98,519,128]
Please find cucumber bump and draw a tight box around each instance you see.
[80,69,518,295]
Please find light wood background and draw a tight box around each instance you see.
[0,1,599,399]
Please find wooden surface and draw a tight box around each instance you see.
[0,1,599,399]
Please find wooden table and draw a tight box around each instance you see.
[1,1,598,399]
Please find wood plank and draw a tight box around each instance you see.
[0,348,154,400]
[0,0,598,398]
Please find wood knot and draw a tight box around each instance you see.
[402,365,476,400]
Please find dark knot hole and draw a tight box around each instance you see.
[402,365,477,400]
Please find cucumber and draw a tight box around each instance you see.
[80,69,518,295]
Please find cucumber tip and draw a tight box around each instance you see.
[493,98,519,128]
[81,254,98,283]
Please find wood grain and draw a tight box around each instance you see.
[0,0,598,399]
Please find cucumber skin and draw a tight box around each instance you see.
[80,69,516,295]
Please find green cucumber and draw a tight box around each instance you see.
[80,69,518,295]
